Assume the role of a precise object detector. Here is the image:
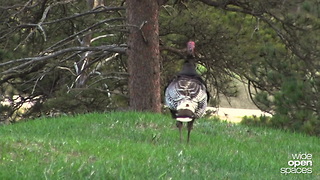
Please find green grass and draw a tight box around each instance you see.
[0,112,319,179]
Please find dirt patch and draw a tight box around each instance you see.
[207,107,272,123]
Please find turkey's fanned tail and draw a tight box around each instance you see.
[165,75,208,121]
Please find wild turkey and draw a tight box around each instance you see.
[165,41,210,143]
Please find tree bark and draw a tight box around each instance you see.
[127,0,161,112]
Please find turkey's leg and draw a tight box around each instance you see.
[176,121,183,142]
[187,121,194,143]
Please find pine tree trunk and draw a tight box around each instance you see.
[127,1,161,112]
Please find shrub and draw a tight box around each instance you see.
[249,76,320,136]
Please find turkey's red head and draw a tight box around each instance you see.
[187,41,195,57]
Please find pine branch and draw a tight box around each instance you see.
[0,45,127,75]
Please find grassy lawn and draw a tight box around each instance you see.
[0,112,319,179]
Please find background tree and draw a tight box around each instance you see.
[0,0,127,121]
[126,0,164,112]
[196,0,320,135]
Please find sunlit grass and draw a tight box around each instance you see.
[0,112,319,179]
